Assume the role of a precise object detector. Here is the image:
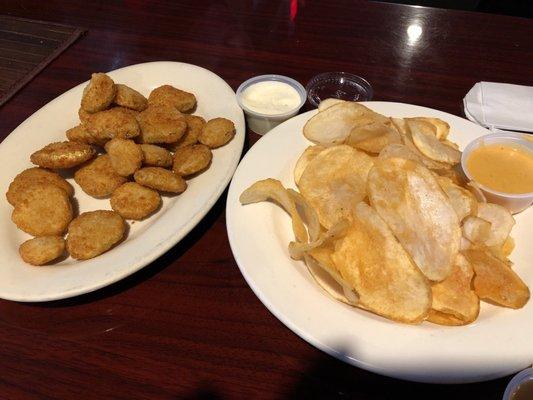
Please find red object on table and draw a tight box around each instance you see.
[0,1,532,399]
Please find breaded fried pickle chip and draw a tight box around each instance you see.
[172,144,212,177]
[167,115,206,151]
[78,107,93,123]
[66,124,105,146]
[86,107,140,143]
[134,167,187,193]
[19,236,65,266]
[30,141,96,169]
[111,182,161,220]
[74,154,127,198]
[105,138,143,176]
[138,105,187,144]
[199,117,235,148]
[6,167,73,206]
[12,183,72,236]
[114,84,148,111]
[140,144,173,167]
[81,73,116,113]
[148,85,196,113]
[67,210,126,260]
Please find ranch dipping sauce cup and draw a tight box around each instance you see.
[236,75,306,135]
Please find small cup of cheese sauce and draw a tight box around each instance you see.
[461,132,533,214]
[503,367,533,400]
[236,75,306,135]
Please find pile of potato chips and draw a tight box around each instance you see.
[240,100,530,325]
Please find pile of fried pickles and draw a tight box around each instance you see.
[7,73,235,265]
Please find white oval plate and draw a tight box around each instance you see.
[0,61,244,302]
[226,102,532,384]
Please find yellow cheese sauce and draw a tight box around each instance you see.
[466,143,533,194]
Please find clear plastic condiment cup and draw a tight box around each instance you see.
[236,74,306,136]
[461,132,533,214]
[306,72,373,107]
[502,367,533,400]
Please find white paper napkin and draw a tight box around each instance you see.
[463,82,533,132]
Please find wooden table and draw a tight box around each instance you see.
[0,1,532,398]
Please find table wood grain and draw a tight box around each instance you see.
[0,1,532,398]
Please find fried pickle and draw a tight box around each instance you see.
[110,182,161,220]
[30,141,96,169]
[114,84,148,111]
[105,138,143,176]
[86,107,140,143]
[134,167,187,193]
[139,144,173,167]
[12,183,72,236]
[66,210,126,260]
[172,144,212,176]
[19,236,65,266]
[199,117,235,148]
[148,85,196,113]
[74,154,127,198]
[6,167,73,206]
[138,105,187,144]
[81,73,116,113]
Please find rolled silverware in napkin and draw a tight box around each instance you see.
[463,82,533,133]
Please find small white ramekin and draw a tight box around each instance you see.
[461,132,533,214]
[236,74,306,135]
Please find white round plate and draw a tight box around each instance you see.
[226,102,532,384]
[0,61,244,302]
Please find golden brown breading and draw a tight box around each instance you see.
[86,107,140,143]
[148,85,196,112]
[11,183,72,236]
[66,124,106,146]
[110,182,161,220]
[138,105,187,144]
[104,138,143,176]
[66,210,126,260]
[114,84,148,111]
[167,115,206,151]
[74,154,127,198]
[198,117,236,148]
[134,167,187,193]
[78,107,93,123]
[81,73,116,113]
[139,144,173,167]
[172,144,212,177]
[19,236,65,266]
[30,141,96,169]
[6,167,73,206]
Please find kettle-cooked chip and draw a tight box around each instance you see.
[298,145,374,229]
[293,145,325,186]
[368,158,461,282]
[331,202,431,324]
[463,249,529,309]
[407,119,461,164]
[345,122,401,154]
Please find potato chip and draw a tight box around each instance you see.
[407,119,461,164]
[287,189,320,243]
[391,118,450,170]
[430,254,479,324]
[378,143,424,163]
[466,181,487,203]
[345,122,401,154]
[317,98,346,112]
[303,102,387,145]
[476,203,515,247]
[240,179,307,243]
[406,117,450,140]
[289,219,349,260]
[298,145,374,229]
[331,202,431,323]
[304,250,359,306]
[462,216,492,244]
[368,158,461,281]
[293,145,325,185]
[427,310,466,326]
[437,176,477,221]
[463,249,529,309]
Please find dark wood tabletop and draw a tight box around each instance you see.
[1,1,532,398]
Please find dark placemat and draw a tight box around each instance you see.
[0,15,85,106]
